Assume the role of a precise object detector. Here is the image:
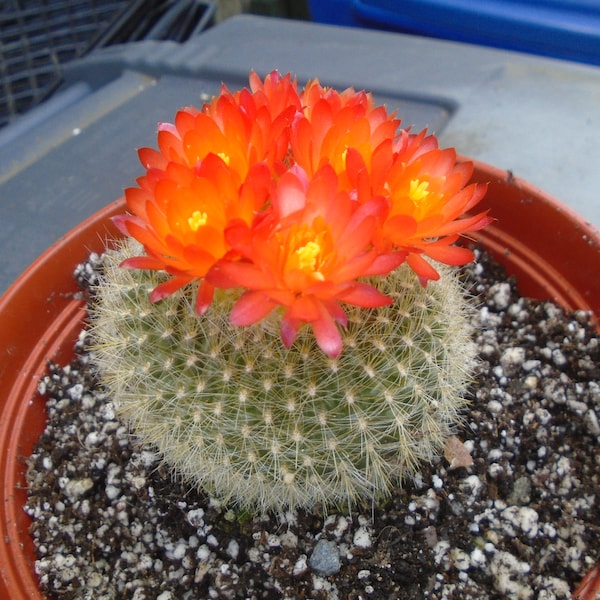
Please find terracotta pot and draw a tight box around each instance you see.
[0,199,124,599]
[0,161,599,598]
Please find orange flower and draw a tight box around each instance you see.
[292,80,399,186]
[157,81,297,181]
[247,70,302,125]
[213,166,402,357]
[375,143,491,281]
[340,128,490,281]
[115,154,270,313]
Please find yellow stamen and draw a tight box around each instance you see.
[409,179,430,203]
[188,211,208,232]
[296,241,321,271]
[341,146,349,165]
[217,152,230,165]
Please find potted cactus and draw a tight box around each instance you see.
[88,71,491,513]
[1,72,599,598]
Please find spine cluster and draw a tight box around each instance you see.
[90,239,476,512]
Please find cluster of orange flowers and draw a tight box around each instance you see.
[115,71,490,357]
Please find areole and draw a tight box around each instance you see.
[0,160,599,598]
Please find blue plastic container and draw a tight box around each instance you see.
[308,0,600,66]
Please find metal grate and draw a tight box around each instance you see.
[0,0,216,129]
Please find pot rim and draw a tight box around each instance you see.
[0,160,599,598]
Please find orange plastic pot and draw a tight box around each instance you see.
[0,198,124,599]
[1,161,599,599]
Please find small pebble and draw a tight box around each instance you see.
[309,539,341,576]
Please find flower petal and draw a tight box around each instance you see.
[406,253,441,283]
[424,243,475,266]
[230,291,276,326]
[362,252,407,276]
[280,315,300,348]
[149,275,193,303]
[311,303,343,358]
[195,280,215,315]
[338,283,393,308]
[119,255,166,271]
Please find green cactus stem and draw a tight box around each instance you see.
[89,238,476,512]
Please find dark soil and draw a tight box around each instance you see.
[25,250,600,599]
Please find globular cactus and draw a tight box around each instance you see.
[90,238,476,512]
[89,71,490,512]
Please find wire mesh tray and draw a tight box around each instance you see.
[0,0,215,129]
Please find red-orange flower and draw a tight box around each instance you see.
[374,144,490,281]
[115,154,270,313]
[247,70,302,126]
[213,166,403,357]
[157,78,298,181]
[339,128,490,281]
[292,80,399,187]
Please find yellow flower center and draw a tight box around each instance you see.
[409,179,430,203]
[217,152,230,165]
[188,211,208,232]
[286,224,329,282]
[296,241,321,271]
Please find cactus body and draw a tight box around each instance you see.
[90,238,476,512]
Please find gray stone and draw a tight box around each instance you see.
[308,539,341,576]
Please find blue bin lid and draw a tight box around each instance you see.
[315,0,600,65]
